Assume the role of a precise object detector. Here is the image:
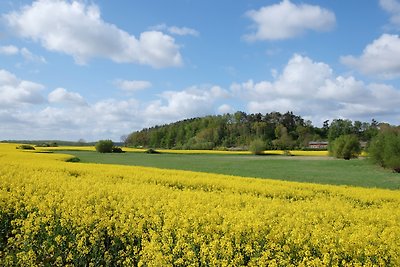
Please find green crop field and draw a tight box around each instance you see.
[57,150,400,189]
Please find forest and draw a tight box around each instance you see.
[125,111,381,150]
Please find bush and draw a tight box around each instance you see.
[369,127,400,173]
[66,157,80,162]
[35,142,58,147]
[16,144,35,150]
[112,147,124,153]
[249,139,265,155]
[95,140,114,153]
[330,135,361,160]
[283,150,293,156]
[145,148,160,154]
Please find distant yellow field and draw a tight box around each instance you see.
[40,145,331,156]
[1,143,396,265]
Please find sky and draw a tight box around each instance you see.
[1,0,400,141]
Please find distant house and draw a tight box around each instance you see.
[360,141,367,149]
[308,141,328,149]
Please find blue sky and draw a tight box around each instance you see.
[1,0,400,141]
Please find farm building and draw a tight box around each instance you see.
[308,141,329,149]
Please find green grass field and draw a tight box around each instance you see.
[57,150,400,189]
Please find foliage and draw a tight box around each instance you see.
[249,138,265,155]
[272,124,295,149]
[145,148,160,154]
[126,111,380,151]
[1,143,400,265]
[328,119,354,141]
[95,140,114,153]
[16,144,35,150]
[66,157,81,162]
[112,147,124,153]
[369,126,400,172]
[330,135,361,160]
[35,142,58,147]
[283,150,293,156]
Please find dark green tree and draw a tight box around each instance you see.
[249,138,265,155]
[330,135,361,160]
[125,112,382,151]
[369,126,400,172]
[328,119,354,141]
[95,140,114,153]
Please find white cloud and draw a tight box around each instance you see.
[20,47,47,63]
[0,77,233,140]
[232,54,332,101]
[150,23,199,36]
[0,97,143,141]
[136,31,183,68]
[233,54,400,123]
[143,85,229,125]
[114,80,152,92]
[2,55,400,141]
[48,88,86,106]
[0,45,45,63]
[248,98,297,114]
[217,104,234,114]
[0,45,19,55]
[244,0,335,41]
[275,54,332,96]
[380,0,400,27]
[4,0,182,68]
[341,34,400,79]
[317,76,365,101]
[0,69,45,106]
[168,26,199,36]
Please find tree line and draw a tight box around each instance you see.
[124,111,380,150]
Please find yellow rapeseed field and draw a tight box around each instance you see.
[42,145,330,156]
[0,143,398,266]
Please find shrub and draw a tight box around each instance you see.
[35,143,50,147]
[369,127,400,173]
[330,135,361,160]
[95,140,114,153]
[112,147,124,153]
[249,139,265,155]
[283,150,293,156]
[66,157,80,162]
[16,144,35,150]
[145,148,160,154]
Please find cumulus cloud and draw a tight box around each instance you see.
[380,0,400,28]
[143,85,229,125]
[114,80,152,92]
[341,34,400,79]
[0,69,45,107]
[0,97,143,141]
[2,55,400,141]
[0,74,231,140]
[232,54,400,123]
[231,55,332,100]
[244,0,335,41]
[4,0,182,68]
[48,88,86,106]
[150,23,199,36]
[217,104,234,114]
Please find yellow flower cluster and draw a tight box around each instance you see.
[1,143,398,266]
